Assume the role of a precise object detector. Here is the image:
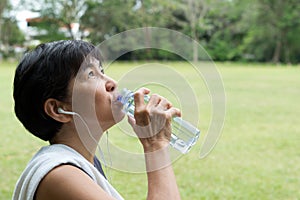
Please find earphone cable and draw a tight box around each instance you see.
[105,131,112,182]
[73,112,110,179]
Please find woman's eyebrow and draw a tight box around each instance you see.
[81,57,103,72]
[81,62,93,71]
[81,60,96,70]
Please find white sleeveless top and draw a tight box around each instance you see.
[13,144,124,200]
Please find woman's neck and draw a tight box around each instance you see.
[50,125,98,164]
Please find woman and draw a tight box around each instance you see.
[13,40,181,200]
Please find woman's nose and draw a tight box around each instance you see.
[105,76,117,92]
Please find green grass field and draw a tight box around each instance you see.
[1,61,299,199]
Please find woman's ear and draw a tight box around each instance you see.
[44,98,72,123]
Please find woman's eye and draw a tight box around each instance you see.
[88,71,96,78]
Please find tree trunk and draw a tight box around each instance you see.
[188,0,198,62]
[0,18,2,45]
[192,30,198,63]
[272,39,282,64]
[144,27,151,60]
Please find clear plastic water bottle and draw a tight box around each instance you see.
[117,88,200,154]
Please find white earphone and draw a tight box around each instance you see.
[58,107,76,115]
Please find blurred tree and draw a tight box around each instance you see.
[0,0,7,18]
[242,0,300,63]
[81,0,136,43]
[169,0,237,61]
[206,0,252,61]
[15,0,300,63]
[185,0,209,62]
[0,0,8,44]
[21,0,90,42]
[1,17,25,45]
[81,0,178,60]
[0,0,25,59]
[127,0,177,59]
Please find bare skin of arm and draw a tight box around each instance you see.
[131,88,181,200]
[144,148,181,200]
[35,165,116,200]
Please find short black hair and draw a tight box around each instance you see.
[13,40,101,141]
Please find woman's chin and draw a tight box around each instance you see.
[111,104,126,124]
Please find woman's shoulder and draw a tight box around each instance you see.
[13,144,123,200]
[16,144,99,183]
[13,144,101,200]
[26,144,89,173]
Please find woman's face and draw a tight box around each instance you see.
[70,57,125,132]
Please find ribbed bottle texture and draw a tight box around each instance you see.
[117,88,200,154]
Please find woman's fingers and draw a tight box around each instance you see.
[133,88,151,126]
[166,107,181,118]
[147,94,161,107]
[134,88,150,108]
[129,88,181,142]
[155,98,172,111]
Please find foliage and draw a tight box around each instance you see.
[0,0,8,17]
[1,17,25,45]
[239,0,300,63]
[81,0,136,43]
[0,1,25,59]
[19,0,90,42]
[1,0,300,63]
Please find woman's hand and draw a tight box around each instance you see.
[128,88,181,152]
